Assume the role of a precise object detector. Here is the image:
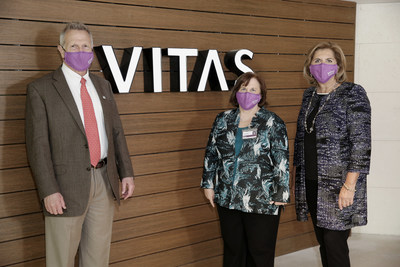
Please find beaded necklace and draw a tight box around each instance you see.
[304,83,338,134]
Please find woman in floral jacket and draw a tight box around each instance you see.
[294,42,371,267]
[201,72,289,267]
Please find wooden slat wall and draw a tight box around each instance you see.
[0,0,356,265]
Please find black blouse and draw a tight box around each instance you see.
[304,94,328,180]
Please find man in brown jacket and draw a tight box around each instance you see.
[25,22,134,267]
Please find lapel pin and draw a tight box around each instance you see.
[102,96,106,99]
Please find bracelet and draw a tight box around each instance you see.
[343,183,356,192]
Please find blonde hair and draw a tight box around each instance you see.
[303,42,347,85]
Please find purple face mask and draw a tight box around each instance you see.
[236,92,261,110]
[309,63,338,84]
[64,51,94,71]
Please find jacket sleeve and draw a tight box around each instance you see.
[270,116,290,203]
[25,83,60,200]
[200,113,222,189]
[107,81,134,179]
[346,84,371,174]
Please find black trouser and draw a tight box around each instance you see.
[306,179,351,267]
[217,205,281,267]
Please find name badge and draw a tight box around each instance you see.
[242,128,257,139]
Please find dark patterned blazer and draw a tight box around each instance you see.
[294,82,371,230]
[201,107,290,215]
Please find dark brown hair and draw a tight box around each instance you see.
[303,41,347,85]
[229,72,267,107]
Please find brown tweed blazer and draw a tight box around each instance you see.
[25,67,134,216]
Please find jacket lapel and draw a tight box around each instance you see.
[250,108,262,130]
[221,109,238,155]
[246,108,262,147]
[52,67,86,135]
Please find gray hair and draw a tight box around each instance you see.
[59,22,93,48]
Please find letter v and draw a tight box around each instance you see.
[94,45,142,93]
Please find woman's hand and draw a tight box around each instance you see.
[203,188,215,207]
[269,201,287,206]
[338,172,359,210]
[338,186,355,210]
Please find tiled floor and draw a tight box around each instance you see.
[275,233,400,267]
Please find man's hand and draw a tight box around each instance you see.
[121,177,135,200]
[44,192,66,215]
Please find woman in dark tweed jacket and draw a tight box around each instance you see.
[294,42,371,267]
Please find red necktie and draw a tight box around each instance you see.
[80,78,101,166]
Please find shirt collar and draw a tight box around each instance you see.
[61,63,90,81]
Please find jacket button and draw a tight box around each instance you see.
[84,144,88,148]
[86,167,91,171]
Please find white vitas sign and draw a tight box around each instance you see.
[94,46,254,93]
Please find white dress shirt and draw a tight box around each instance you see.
[61,63,108,160]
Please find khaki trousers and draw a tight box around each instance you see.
[45,165,115,267]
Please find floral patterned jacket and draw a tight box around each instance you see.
[201,107,290,215]
[294,82,371,230]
